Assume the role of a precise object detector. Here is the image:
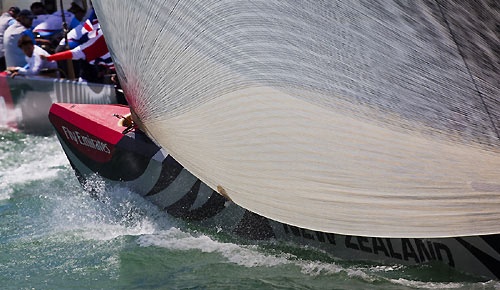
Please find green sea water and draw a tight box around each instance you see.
[0,130,499,290]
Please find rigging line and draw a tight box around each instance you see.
[436,0,500,141]
[169,0,181,16]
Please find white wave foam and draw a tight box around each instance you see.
[0,135,68,186]
[0,186,12,200]
[137,229,374,280]
[368,265,405,272]
[138,228,293,267]
[3,156,67,184]
[390,278,465,289]
[0,192,10,201]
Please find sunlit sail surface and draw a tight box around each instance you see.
[93,0,500,238]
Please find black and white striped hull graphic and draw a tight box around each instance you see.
[54,128,500,280]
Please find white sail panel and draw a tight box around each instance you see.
[93,0,500,237]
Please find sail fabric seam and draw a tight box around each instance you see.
[435,0,500,141]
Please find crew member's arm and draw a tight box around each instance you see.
[16,63,31,74]
[18,55,45,76]
[6,66,21,72]
[42,47,85,62]
[9,64,28,78]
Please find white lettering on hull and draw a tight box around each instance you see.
[62,126,111,154]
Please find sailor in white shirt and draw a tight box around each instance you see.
[0,7,20,70]
[8,35,57,78]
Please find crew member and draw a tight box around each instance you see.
[4,9,35,67]
[8,35,57,78]
[33,2,85,39]
[30,2,50,28]
[0,7,20,70]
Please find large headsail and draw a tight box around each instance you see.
[93,0,500,238]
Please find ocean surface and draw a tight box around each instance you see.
[1,130,499,290]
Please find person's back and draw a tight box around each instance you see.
[4,10,35,68]
[4,22,28,67]
[33,10,76,38]
[31,2,49,28]
[0,7,20,69]
[33,2,86,38]
[0,13,14,56]
[32,13,50,28]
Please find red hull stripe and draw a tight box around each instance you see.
[0,72,17,129]
[49,103,129,145]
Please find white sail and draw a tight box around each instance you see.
[93,0,500,238]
